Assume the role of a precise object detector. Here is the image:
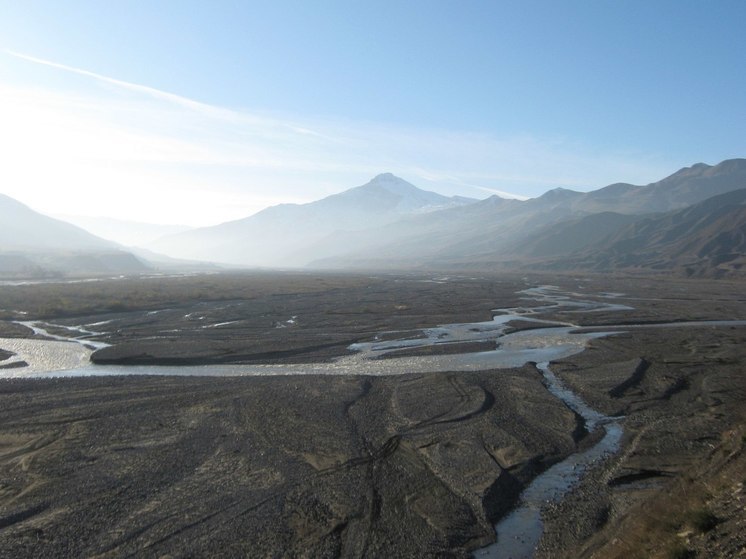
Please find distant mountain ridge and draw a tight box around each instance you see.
[147,173,476,266]
[554,188,746,277]
[0,194,151,278]
[573,159,746,214]
[0,194,116,252]
[306,159,746,275]
[3,158,744,278]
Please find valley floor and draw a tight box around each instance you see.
[0,272,744,557]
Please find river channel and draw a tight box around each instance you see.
[1,285,744,558]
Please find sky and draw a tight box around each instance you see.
[0,1,744,227]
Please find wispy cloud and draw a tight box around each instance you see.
[0,50,675,225]
[5,49,236,118]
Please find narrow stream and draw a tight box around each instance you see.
[472,362,623,559]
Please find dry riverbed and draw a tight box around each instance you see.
[0,271,744,557]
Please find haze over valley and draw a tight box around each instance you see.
[2,158,745,279]
[1,3,745,559]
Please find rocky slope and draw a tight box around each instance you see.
[549,188,746,277]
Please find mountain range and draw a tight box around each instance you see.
[161,158,746,276]
[1,159,745,278]
[551,188,746,277]
[147,173,476,267]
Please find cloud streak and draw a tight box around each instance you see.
[1,50,676,226]
[5,49,245,121]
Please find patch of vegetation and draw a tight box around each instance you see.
[668,542,695,559]
[687,507,719,533]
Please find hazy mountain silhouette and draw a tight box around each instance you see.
[308,159,746,273]
[0,194,117,251]
[147,173,476,266]
[5,158,744,277]
[0,194,150,277]
[552,188,746,277]
[505,212,641,258]
[57,215,193,247]
[574,158,746,214]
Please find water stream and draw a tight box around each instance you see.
[0,286,624,378]
[473,362,623,559]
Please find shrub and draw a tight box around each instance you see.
[668,543,695,559]
[688,507,719,533]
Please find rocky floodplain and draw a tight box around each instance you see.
[0,271,744,558]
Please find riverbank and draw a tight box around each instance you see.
[537,323,746,558]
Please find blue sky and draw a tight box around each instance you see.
[1,1,744,225]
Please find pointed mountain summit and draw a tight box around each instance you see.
[147,174,476,266]
[310,173,472,214]
[342,173,459,213]
[361,172,415,193]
